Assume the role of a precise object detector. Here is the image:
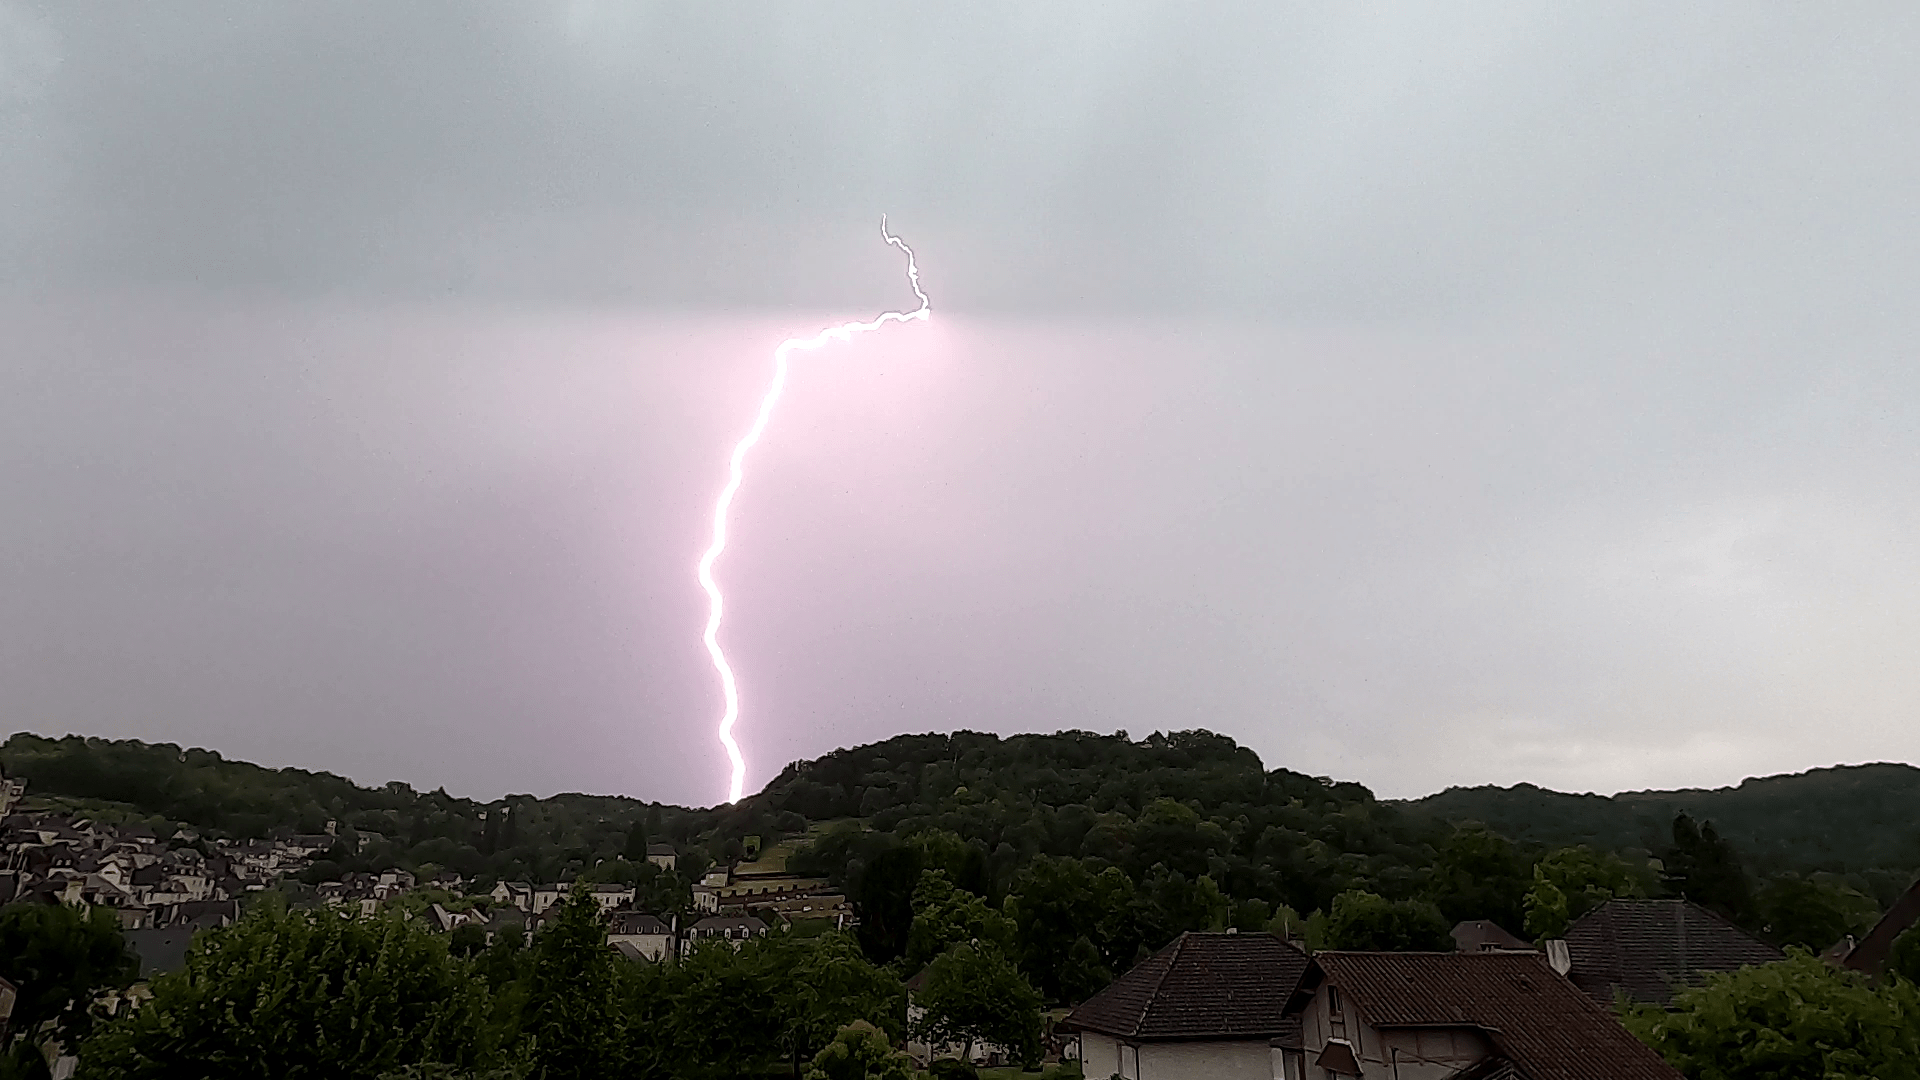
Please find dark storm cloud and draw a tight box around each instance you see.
[4,2,1920,803]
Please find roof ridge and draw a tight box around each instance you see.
[1134,932,1190,1038]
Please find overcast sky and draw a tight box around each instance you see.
[4,3,1920,806]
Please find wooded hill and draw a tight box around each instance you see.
[5,728,1916,917]
[1398,762,1920,904]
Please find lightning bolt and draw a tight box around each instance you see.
[697,217,931,804]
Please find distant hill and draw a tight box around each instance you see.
[1399,762,1920,887]
[0,732,721,887]
[7,729,1916,913]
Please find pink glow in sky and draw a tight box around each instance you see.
[695,219,931,803]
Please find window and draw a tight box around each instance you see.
[1327,986,1342,1016]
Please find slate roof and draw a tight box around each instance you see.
[1453,919,1535,953]
[1061,932,1309,1042]
[1563,899,1782,1005]
[609,912,671,935]
[1292,951,1682,1080]
[124,926,197,978]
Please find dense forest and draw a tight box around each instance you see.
[1401,762,1920,905]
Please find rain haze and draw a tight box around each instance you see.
[3,3,1918,807]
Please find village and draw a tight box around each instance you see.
[0,776,857,987]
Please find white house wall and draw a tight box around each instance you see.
[1076,1035,1268,1080]
[1139,1040,1270,1080]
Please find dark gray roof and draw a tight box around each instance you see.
[124,927,197,978]
[1453,920,1534,953]
[1564,899,1782,1005]
[610,912,670,935]
[1063,932,1308,1042]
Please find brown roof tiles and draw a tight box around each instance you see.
[1293,951,1682,1080]
[1564,899,1782,1005]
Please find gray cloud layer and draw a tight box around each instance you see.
[3,3,1919,803]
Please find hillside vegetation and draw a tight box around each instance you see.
[1401,763,1920,904]
[5,729,1916,967]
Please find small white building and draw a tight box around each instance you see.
[532,883,567,913]
[588,883,636,913]
[490,881,533,911]
[645,844,677,872]
[608,912,676,962]
[1061,932,1308,1080]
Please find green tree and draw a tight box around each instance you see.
[0,902,138,1050]
[908,831,990,899]
[1523,845,1648,939]
[79,904,497,1079]
[904,870,1013,973]
[1755,875,1879,952]
[658,939,779,1080]
[523,885,624,1080]
[912,942,1043,1068]
[449,923,489,958]
[758,934,904,1079]
[1131,867,1229,950]
[1622,951,1920,1080]
[1425,823,1530,932]
[804,1021,912,1080]
[1264,904,1330,952]
[632,863,691,916]
[624,819,649,863]
[1663,814,1754,927]
[855,847,922,965]
[1004,857,1136,1004]
[1325,891,1450,951]
[1890,925,1920,986]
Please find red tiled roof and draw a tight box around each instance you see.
[1062,932,1309,1042]
[1294,951,1682,1080]
[1564,899,1782,1005]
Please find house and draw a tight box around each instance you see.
[1559,898,1782,1005]
[588,883,636,913]
[685,915,766,951]
[532,882,568,913]
[608,912,676,962]
[1833,875,1920,977]
[1061,931,1309,1080]
[1453,920,1535,953]
[1281,950,1683,1080]
[490,881,533,911]
[429,903,482,934]
[0,768,24,818]
[645,844,677,872]
[752,892,855,930]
